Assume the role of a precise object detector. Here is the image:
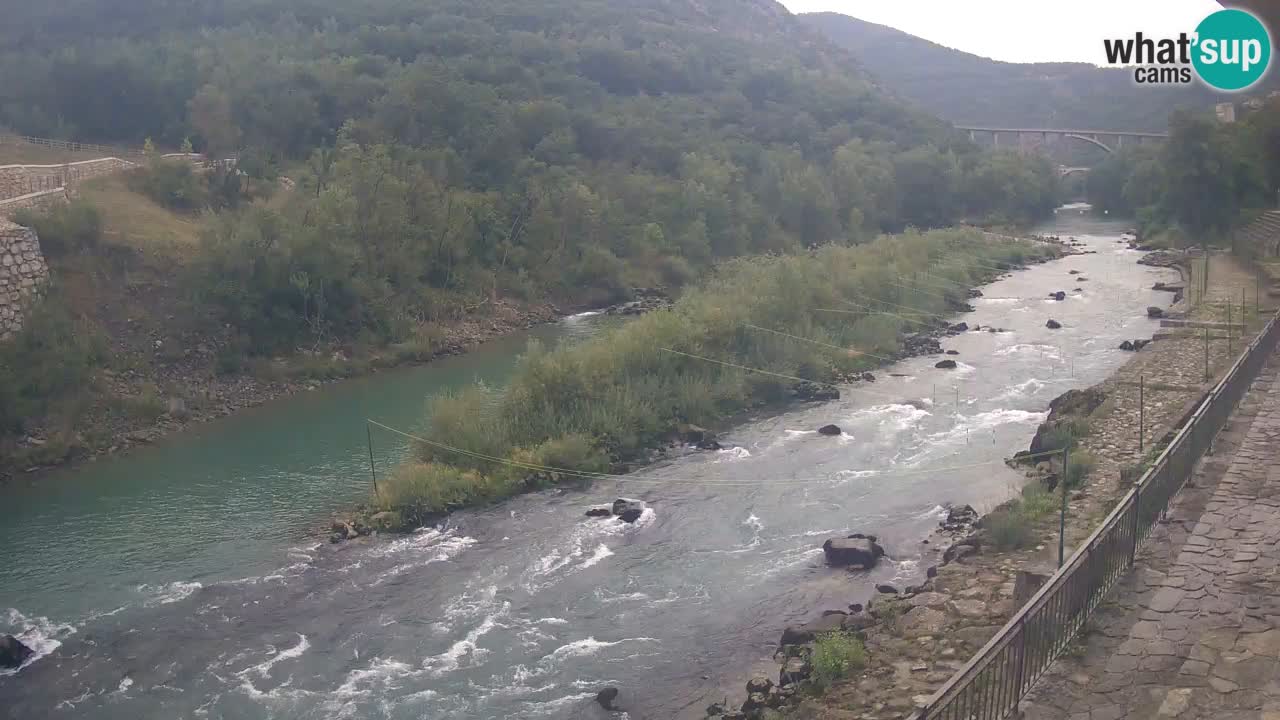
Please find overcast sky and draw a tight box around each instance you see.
[779,0,1225,65]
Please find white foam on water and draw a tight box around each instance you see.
[423,602,510,677]
[1,608,76,674]
[996,343,1061,359]
[236,633,310,680]
[117,677,134,693]
[137,580,203,606]
[913,504,948,520]
[759,547,825,576]
[890,559,921,582]
[537,617,569,625]
[538,636,658,665]
[593,589,649,604]
[566,310,601,319]
[518,692,598,716]
[924,408,1047,448]
[369,532,477,587]
[522,514,636,590]
[978,297,1020,305]
[997,378,1047,401]
[715,446,752,461]
[55,689,99,710]
[324,656,423,717]
[851,402,932,434]
[579,544,614,569]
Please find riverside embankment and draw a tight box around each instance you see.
[0,213,1179,720]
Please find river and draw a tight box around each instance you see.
[0,213,1176,719]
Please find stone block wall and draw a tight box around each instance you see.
[0,218,49,339]
[0,188,70,218]
[0,157,136,203]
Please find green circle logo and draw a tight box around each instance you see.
[1192,9,1271,91]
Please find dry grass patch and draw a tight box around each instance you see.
[78,175,200,260]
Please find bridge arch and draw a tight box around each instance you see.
[1063,133,1114,154]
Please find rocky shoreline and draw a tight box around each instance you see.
[701,249,1268,720]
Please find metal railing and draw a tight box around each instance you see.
[0,133,146,157]
[910,309,1280,720]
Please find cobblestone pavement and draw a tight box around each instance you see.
[1022,353,1280,720]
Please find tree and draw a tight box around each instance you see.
[188,84,241,157]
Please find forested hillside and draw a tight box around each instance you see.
[2,0,1057,355]
[801,12,1234,132]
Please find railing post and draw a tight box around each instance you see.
[1130,483,1141,564]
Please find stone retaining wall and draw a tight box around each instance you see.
[0,157,136,204]
[0,188,70,217]
[0,218,49,339]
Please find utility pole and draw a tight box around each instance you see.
[1059,446,1070,569]
[1139,375,1145,455]
[367,421,379,496]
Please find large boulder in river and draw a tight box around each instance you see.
[0,635,33,669]
[596,687,620,710]
[822,536,885,569]
[934,359,958,369]
[817,424,842,436]
[1045,319,1062,329]
[612,498,645,523]
[585,506,613,517]
[1049,291,1066,301]
[1147,306,1164,318]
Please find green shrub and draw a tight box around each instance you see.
[811,632,866,689]
[127,160,208,211]
[0,295,104,435]
[986,507,1035,550]
[113,381,166,422]
[1064,450,1096,489]
[13,200,102,257]
[382,228,1053,515]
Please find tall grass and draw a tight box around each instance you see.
[377,228,1056,515]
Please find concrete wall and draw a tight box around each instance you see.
[0,218,50,339]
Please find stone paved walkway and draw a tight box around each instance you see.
[1022,353,1280,720]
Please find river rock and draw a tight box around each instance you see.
[0,635,33,669]
[934,359,957,369]
[779,626,814,646]
[967,289,984,298]
[1045,319,1062,329]
[876,583,899,595]
[860,372,876,382]
[1147,306,1164,318]
[945,349,959,355]
[585,506,613,517]
[902,333,942,357]
[817,424,842,436]
[1068,269,1080,275]
[1119,340,1135,351]
[596,687,620,710]
[791,381,839,401]
[949,322,969,333]
[780,656,811,685]
[822,537,885,569]
[741,693,769,713]
[1049,291,1066,301]
[612,498,645,523]
[746,677,773,695]
[941,504,978,530]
